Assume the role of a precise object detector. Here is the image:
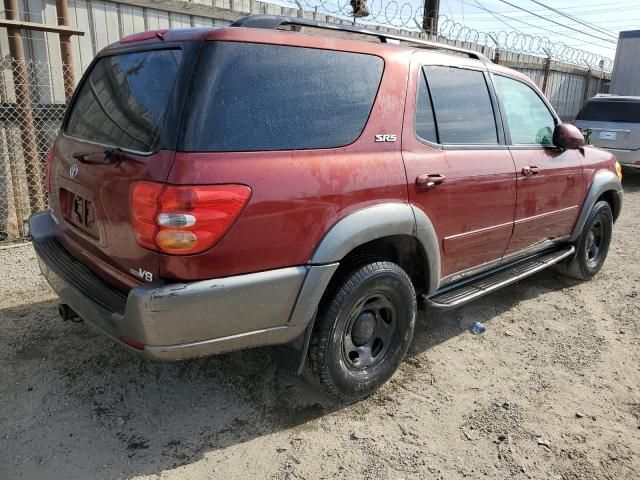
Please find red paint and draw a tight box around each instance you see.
[48,25,619,291]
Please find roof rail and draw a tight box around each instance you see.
[230,14,489,62]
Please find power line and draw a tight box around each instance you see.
[526,0,618,38]
[494,0,617,44]
[471,0,525,35]
[463,0,615,51]
[461,0,640,17]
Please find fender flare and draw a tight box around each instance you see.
[309,203,441,293]
[570,170,623,242]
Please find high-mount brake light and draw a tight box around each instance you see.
[130,182,251,255]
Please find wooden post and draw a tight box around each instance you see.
[3,0,46,217]
[422,0,440,35]
[55,0,76,102]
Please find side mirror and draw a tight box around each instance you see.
[553,123,585,150]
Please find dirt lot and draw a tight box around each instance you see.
[1,172,639,480]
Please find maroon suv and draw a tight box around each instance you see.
[30,15,623,400]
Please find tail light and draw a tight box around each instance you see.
[130,182,251,255]
[44,150,54,193]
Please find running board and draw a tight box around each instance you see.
[423,245,575,310]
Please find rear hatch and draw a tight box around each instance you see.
[49,44,194,291]
[575,98,640,150]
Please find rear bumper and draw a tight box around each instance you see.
[600,147,640,168]
[29,211,338,360]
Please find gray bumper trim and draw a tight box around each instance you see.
[29,211,337,360]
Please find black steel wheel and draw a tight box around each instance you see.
[559,200,613,280]
[308,261,416,401]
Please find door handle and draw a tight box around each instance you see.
[416,173,446,189]
[521,166,540,176]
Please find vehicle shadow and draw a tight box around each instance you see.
[621,168,640,193]
[0,267,580,479]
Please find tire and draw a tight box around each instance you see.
[559,200,613,281]
[308,261,416,401]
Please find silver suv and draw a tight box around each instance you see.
[576,94,640,171]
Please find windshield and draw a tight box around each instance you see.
[65,49,183,152]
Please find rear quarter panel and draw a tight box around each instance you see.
[161,39,412,281]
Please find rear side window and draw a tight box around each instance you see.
[576,100,640,123]
[415,68,438,143]
[180,42,384,152]
[66,49,182,152]
[424,66,498,145]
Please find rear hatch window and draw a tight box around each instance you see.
[576,100,640,124]
[576,99,640,150]
[53,48,186,289]
[66,49,182,152]
[179,42,383,152]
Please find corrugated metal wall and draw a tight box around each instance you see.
[610,31,640,96]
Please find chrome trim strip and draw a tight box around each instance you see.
[514,205,579,225]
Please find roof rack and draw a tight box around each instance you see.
[230,14,489,62]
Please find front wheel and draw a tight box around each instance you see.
[308,261,416,401]
[559,200,613,280]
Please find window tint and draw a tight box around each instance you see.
[576,100,640,123]
[424,66,498,144]
[66,50,182,152]
[493,75,555,145]
[181,42,384,152]
[415,69,438,143]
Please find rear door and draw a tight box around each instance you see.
[50,46,190,290]
[402,58,517,282]
[492,74,583,256]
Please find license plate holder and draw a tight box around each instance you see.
[599,131,617,141]
[66,191,99,238]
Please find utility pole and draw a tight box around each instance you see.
[423,0,440,36]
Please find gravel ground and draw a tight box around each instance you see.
[1,172,639,480]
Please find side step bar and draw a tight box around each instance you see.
[423,245,575,310]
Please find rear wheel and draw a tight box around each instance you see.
[559,201,613,280]
[308,261,416,401]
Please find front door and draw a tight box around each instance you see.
[491,74,584,256]
[402,58,517,281]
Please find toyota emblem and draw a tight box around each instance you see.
[69,164,79,178]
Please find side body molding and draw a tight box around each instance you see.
[570,170,623,242]
[309,203,441,293]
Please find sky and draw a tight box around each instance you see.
[276,0,640,64]
[437,0,639,62]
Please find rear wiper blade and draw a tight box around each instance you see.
[72,147,129,164]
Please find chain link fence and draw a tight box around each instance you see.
[0,57,71,241]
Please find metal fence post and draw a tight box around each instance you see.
[55,0,76,102]
[3,0,46,219]
[541,50,552,95]
[582,68,593,103]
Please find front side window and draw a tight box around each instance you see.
[493,75,556,145]
[66,49,182,152]
[424,66,498,145]
[180,42,384,152]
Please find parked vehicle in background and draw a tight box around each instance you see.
[576,95,640,171]
[610,30,640,97]
[30,15,623,401]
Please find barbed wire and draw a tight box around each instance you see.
[292,0,613,70]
